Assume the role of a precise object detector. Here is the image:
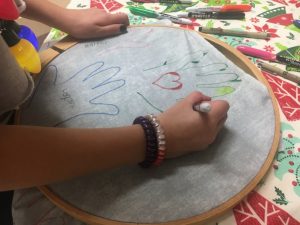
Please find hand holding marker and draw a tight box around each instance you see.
[194,102,211,113]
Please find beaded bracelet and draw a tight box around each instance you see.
[133,115,167,168]
[145,114,166,166]
[133,116,158,168]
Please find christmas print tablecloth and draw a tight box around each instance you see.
[13,0,300,224]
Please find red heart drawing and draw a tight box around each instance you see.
[152,72,183,90]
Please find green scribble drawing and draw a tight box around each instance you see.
[137,92,163,113]
[144,50,208,71]
[274,122,300,197]
[273,187,289,205]
[195,85,235,98]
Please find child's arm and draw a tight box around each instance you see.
[0,92,229,191]
[22,0,129,39]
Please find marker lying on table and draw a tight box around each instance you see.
[193,102,211,113]
[128,6,192,25]
[257,61,300,85]
[188,11,245,20]
[237,46,300,67]
[198,27,271,39]
[186,4,252,13]
[132,0,193,3]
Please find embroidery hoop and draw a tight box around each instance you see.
[19,25,280,225]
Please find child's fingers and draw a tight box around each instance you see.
[94,24,127,38]
[208,100,230,125]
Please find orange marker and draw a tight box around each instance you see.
[220,4,252,12]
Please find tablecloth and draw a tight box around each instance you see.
[13,0,300,224]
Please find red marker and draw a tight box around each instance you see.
[0,0,20,20]
[220,4,252,12]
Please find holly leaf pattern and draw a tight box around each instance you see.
[263,71,300,121]
[287,32,295,40]
[273,187,289,205]
[163,3,198,13]
[277,46,300,72]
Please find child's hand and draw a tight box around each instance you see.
[62,8,129,39]
[158,91,229,158]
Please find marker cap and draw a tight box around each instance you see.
[221,4,252,12]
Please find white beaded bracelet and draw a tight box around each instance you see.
[145,114,166,166]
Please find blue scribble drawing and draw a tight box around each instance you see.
[22,61,125,127]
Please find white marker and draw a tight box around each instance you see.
[193,102,211,113]
[158,13,193,25]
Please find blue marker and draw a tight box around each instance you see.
[294,20,300,29]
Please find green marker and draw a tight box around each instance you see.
[128,6,193,25]
[128,6,159,18]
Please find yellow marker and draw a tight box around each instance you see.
[2,28,41,74]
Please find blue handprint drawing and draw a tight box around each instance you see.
[21,61,125,127]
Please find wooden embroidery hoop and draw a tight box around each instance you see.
[31,25,280,225]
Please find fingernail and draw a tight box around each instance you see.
[120,25,128,34]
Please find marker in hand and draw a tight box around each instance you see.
[193,102,211,113]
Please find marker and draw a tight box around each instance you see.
[193,102,211,113]
[128,6,192,25]
[198,27,271,39]
[187,4,251,13]
[237,46,276,61]
[237,46,300,67]
[188,12,245,20]
[293,20,300,29]
[258,61,300,85]
[132,0,193,3]
[276,55,300,68]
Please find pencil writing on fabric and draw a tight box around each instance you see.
[257,61,300,85]
[198,27,270,39]
[237,46,300,68]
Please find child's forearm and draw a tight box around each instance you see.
[0,125,145,191]
[22,0,71,32]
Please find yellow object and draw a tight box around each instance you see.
[2,28,41,74]
[9,38,41,74]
